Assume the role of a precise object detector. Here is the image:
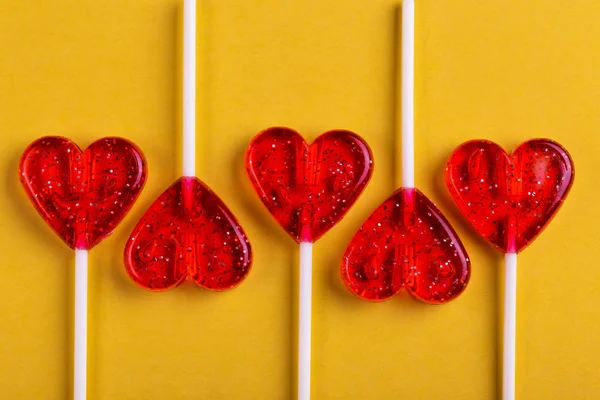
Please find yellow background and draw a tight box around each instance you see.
[0,0,597,399]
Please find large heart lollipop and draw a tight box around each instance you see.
[20,135,147,400]
[124,0,252,292]
[341,0,470,305]
[246,126,374,400]
[445,138,574,400]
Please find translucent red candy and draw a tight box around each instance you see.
[341,188,470,303]
[445,139,574,253]
[124,177,252,291]
[245,127,374,243]
[19,136,147,250]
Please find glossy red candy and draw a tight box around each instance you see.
[341,188,470,303]
[19,136,147,250]
[124,177,252,291]
[446,139,574,253]
[245,127,374,243]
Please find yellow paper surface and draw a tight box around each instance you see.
[0,0,598,399]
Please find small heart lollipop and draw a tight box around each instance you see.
[342,0,470,305]
[246,126,374,400]
[124,0,252,292]
[445,139,574,400]
[20,136,147,400]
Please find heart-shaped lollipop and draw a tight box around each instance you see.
[446,138,574,399]
[341,188,470,303]
[445,139,574,253]
[124,0,252,293]
[339,0,471,306]
[246,127,374,400]
[124,177,252,291]
[245,127,374,242]
[19,136,147,249]
[20,135,147,400]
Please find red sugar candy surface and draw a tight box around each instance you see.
[445,139,574,253]
[341,188,470,303]
[245,127,374,243]
[19,136,147,250]
[124,177,252,291]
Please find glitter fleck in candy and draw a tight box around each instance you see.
[19,136,147,250]
[445,139,574,253]
[341,188,470,303]
[124,177,252,291]
[245,127,374,243]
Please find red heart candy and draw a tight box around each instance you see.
[341,188,470,303]
[124,177,252,291]
[245,127,374,243]
[19,136,147,250]
[445,139,574,253]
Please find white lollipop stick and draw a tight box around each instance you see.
[401,0,415,188]
[183,0,196,177]
[503,252,517,400]
[74,248,88,400]
[298,241,313,400]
